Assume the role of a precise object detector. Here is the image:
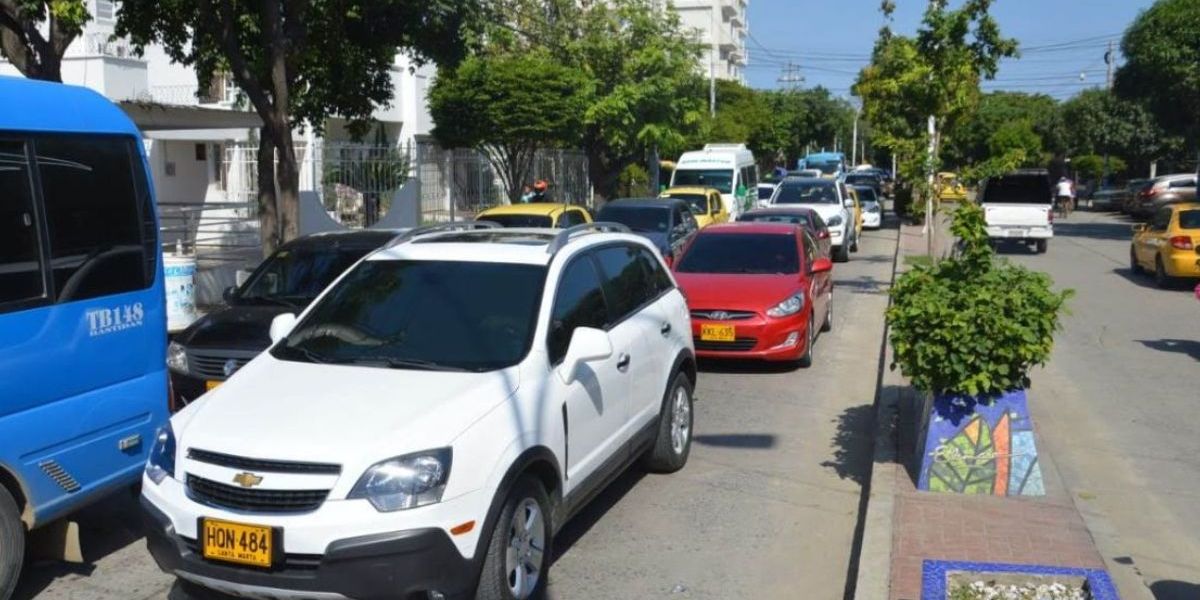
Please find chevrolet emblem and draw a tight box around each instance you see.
[232,472,263,488]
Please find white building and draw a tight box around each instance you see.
[673,0,748,83]
[1,0,436,303]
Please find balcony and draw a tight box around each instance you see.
[134,74,240,107]
[720,0,737,20]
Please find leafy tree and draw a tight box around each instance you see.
[1059,89,1172,176]
[1115,0,1200,159]
[1072,154,1127,181]
[116,0,482,253]
[490,0,705,201]
[0,0,90,81]
[429,51,591,203]
[987,120,1042,166]
[945,92,1062,167]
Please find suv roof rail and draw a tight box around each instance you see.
[385,220,500,248]
[546,222,631,255]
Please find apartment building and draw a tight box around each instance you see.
[673,0,749,83]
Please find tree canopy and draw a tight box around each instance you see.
[429,51,592,202]
[0,0,90,81]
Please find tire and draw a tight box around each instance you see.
[1155,256,1173,289]
[820,292,833,333]
[797,312,815,369]
[1035,239,1048,254]
[834,243,850,263]
[850,231,860,252]
[1130,247,1143,275]
[475,477,552,600]
[642,372,694,473]
[0,486,23,600]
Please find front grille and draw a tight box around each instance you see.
[690,310,756,321]
[695,337,758,352]
[186,474,329,513]
[186,348,257,380]
[188,448,341,475]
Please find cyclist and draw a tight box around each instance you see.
[1055,176,1075,218]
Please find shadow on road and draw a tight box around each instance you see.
[696,358,800,374]
[819,404,875,487]
[1110,268,1200,292]
[1151,580,1200,600]
[1136,339,1200,361]
[1054,220,1137,241]
[694,434,777,449]
[551,468,646,566]
[834,275,890,296]
[14,491,146,600]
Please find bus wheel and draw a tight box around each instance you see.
[0,485,24,600]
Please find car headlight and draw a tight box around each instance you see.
[145,423,176,485]
[766,293,806,318]
[827,215,844,227]
[349,449,452,512]
[167,341,188,374]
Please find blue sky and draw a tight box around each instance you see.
[744,0,1157,101]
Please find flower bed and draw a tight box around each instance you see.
[949,577,1090,600]
[922,561,1119,600]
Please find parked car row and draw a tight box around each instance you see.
[1089,174,1196,219]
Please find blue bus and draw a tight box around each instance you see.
[798,152,847,178]
[0,77,168,596]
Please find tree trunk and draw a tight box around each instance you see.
[585,146,622,205]
[256,133,279,256]
[274,130,301,243]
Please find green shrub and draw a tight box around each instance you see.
[886,204,1072,397]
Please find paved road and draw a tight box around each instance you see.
[1006,209,1200,600]
[14,222,899,600]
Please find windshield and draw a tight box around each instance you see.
[668,193,709,215]
[481,214,554,228]
[982,175,1051,204]
[854,187,879,203]
[1179,210,1200,229]
[273,260,546,372]
[739,212,813,227]
[673,169,734,194]
[844,175,876,186]
[677,233,799,275]
[238,246,376,307]
[810,161,840,175]
[757,186,776,200]
[596,205,671,233]
[774,181,839,205]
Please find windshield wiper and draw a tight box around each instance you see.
[343,356,473,372]
[276,344,332,364]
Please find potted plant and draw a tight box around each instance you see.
[887,204,1072,496]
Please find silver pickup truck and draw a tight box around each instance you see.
[980,169,1054,254]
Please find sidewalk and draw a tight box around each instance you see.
[854,210,1151,600]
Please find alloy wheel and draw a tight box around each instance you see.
[670,385,691,455]
[505,498,545,599]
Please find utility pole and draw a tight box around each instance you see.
[851,103,861,167]
[777,62,804,91]
[925,115,936,257]
[709,8,716,117]
[1102,40,1115,187]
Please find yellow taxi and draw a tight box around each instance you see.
[659,186,729,228]
[938,172,968,203]
[1131,202,1200,287]
[475,202,592,228]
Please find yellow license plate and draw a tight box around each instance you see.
[201,518,274,568]
[205,380,221,391]
[700,324,736,342]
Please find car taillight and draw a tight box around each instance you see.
[1170,236,1194,250]
[1047,207,1053,224]
[818,229,830,239]
[1146,187,1160,198]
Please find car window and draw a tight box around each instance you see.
[559,209,587,228]
[1151,209,1172,231]
[0,140,45,308]
[547,257,609,364]
[274,260,547,372]
[673,169,733,194]
[1178,210,1200,230]
[676,233,800,275]
[595,205,670,234]
[670,193,708,215]
[855,187,878,203]
[37,136,152,302]
[802,232,818,268]
[480,213,553,228]
[638,247,674,295]
[774,181,839,204]
[238,245,376,305]
[981,175,1052,204]
[592,244,658,323]
[1169,178,1196,189]
[757,186,775,200]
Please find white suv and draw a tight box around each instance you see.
[140,222,697,600]
[769,177,858,262]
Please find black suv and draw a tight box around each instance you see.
[166,229,398,407]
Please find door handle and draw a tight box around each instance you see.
[660,322,671,336]
[616,353,631,372]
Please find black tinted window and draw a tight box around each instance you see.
[593,245,657,322]
[559,209,587,228]
[1178,210,1200,230]
[982,175,1051,204]
[775,181,839,204]
[676,233,799,275]
[37,136,149,301]
[757,186,775,200]
[1169,178,1195,189]
[238,245,376,305]
[0,140,45,307]
[482,214,553,228]
[275,260,546,371]
[638,248,674,295]
[855,187,879,203]
[802,232,818,266]
[595,205,671,233]
[548,258,608,363]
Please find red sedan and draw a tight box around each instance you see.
[673,222,833,367]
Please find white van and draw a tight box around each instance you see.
[671,143,757,218]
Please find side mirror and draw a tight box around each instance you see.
[810,257,834,274]
[222,286,237,304]
[843,198,855,208]
[556,327,613,385]
[269,313,298,344]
